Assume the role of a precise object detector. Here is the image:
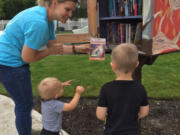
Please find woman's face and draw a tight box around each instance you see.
[54,1,76,23]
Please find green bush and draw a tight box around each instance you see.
[71,7,87,20]
[0,0,36,19]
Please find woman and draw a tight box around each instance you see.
[0,0,89,135]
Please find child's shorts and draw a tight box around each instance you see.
[40,128,63,135]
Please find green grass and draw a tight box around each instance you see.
[55,31,73,34]
[142,52,180,99]
[30,55,114,98]
[0,53,180,99]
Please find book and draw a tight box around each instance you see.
[124,0,129,16]
[112,0,117,16]
[133,0,138,16]
[137,0,142,15]
[89,38,106,61]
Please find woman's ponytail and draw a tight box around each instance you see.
[37,0,78,6]
[37,0,45,6]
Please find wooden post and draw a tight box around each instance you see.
[133,55,158,135]
[87,0,97,37]
[133,55,158,82]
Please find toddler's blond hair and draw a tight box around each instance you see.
[38,77,62,100]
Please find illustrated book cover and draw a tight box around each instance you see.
[89,38,106,61]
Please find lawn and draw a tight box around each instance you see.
[0,52,180,99]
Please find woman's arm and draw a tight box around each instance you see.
[48,39,90,54]
[22,39,90,63]
[63,44,90,54]
[21,44,63,63]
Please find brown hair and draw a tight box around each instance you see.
[38,77,62,100]
[37,0,78,6]
[111,43,138,73]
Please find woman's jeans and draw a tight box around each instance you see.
[0,64,34,135]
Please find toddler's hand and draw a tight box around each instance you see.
[76,86,84,95]
[62,80,72,86]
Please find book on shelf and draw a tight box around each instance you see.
[133,0,138,16]
[137,0,142,15]
[106,23,138,45]
[102,0,143,49]
[107,0,142,17]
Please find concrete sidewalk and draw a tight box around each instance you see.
[0,94,69,135]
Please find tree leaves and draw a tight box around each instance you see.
[0,0,36,19]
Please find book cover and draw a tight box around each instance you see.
[89,38,106,61]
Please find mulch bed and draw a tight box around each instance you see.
[34,98,180,135]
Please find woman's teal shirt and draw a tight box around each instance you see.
[0,6,55,67]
